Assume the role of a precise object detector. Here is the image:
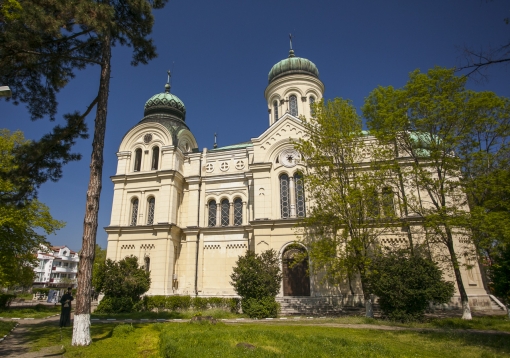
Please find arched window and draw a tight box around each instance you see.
[382,187,395,217]
[151,146,159,170]
[144,257,150,273]
[208,200,217,227]
[273,100,279,122]
[221,199,230,226]
[280,174,290,219]
[134,148,142,172]
[234,198,243,226]
[294,173,306,217]
[130,198,139,226]
[147,197,155,225]
[309,96,316,116]
[289,95,298,116]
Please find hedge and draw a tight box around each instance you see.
[138,296,240,313]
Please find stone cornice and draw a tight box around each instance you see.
[111,169,184,183]
[248,162,272,172]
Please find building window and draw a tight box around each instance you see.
[309,96,316,115]
[280,174,290,219]
[294,173,306,217]
[151,146,159,170]
[147,197,155,225]
[273,100,279,121]
[221,199,230,226]
[134,148,142,172]
[366,189,380,219]
[208,200,217,227]
[382,187,395,217]
[289,95,298,116]
[144,257,150,273]
[130,198,139,226]
[234,198,243,226]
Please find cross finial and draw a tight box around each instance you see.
[289,33,293,50]
[213,132,217,149]
[165,70,171,93]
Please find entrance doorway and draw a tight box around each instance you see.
[282,246,310,296]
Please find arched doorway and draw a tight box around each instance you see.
[282,245,310,296]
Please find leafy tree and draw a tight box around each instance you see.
[294,98,398,317]
[363,66,510,319]
[0,130,64,287]
[91,244,107,289]
[2,0,168,344]
[368,248,454,322]
[94,256,150,313]
[488,244,510,318]
[230,249,282,318]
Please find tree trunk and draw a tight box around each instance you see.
[72,34,111,346]
[445,227,472,320]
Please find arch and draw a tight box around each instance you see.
[289,95,298,116]
[208,200,217,227]
[151,146,160,170]
[282,245,310,296]
[221,199,230,226]
[133,148,142,172]
[130,198,139,226]
[280,174,290,219]
[233,197,243,226]
[147,196,155,225]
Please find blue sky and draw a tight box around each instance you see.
[1,0,509,252]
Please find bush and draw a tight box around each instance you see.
[0,294,16,308]
[228,298,241,314]
[241,297,280,319]
[95,296,134,313]
[368,249,455,322]
[192,297,208,310]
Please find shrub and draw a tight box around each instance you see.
[0,294,16,308]
[228,298,241,314]
[192,297,208,310]
[368,248,454,322]
[166,295,191,311]
[241,297,279,319]
[95,296,134,313]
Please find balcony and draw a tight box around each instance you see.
[52,266,77,273]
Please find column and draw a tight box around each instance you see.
[229,202,234,226]
[216,203,221,227]
[289,177,296,217]
[243,201,248,225]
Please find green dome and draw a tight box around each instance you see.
[268,50,319,83]
[144,85,186,121]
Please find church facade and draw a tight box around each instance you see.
[105,49,493,310]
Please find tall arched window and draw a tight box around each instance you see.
[130,198,139,226]
[280,174,290,219]
[309,96,316,116]
[234,198,243,226]
[208,200,217,227]
[147,197,155,225]
[151,146,159,170]
[134,148,142,172]
[273,100,279,122]
[221,199,230,226]
[294,173,306,217]
[382,187,395,217]
[289,95,298,116]
[144,257,150,273]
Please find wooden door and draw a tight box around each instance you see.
[282,247,310,296]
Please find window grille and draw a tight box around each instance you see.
[294,173,306,217]
[289,95,298,116]
[382,188,395,217]
[147,197,155,225]
[273,100,279,121]
[130,199,139,226]
[151,147,159,170]
[134,149,142,171]
[208,200,217,227]
[221,199,230,226]
[280,174,290,218]
[234,198,243,226]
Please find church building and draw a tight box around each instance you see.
[105,48,495,311]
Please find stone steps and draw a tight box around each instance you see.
[489,295,507,311]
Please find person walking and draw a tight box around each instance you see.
[59,287,73,328]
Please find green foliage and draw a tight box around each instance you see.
[230,249,282,301]
[92,244,107,291]
[136,295,240,314]
[241,297,280,319]
[0,293,15,308]
[368,249,454,322]
[0,130,64,288]
[111,324,135,337]
[489,244,510,305]
[95,296,134,314]
[192,297,208,311]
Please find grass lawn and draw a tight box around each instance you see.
[24,320,510,357]
[0,320,16,336]
[0,304,60,319]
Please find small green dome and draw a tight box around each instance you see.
[144,85,186,121]
[268,50,319,83]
